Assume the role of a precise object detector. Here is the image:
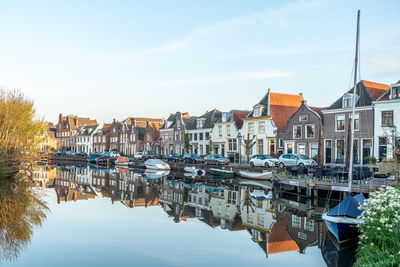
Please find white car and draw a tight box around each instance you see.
[134,152,143,159]
[249,155,278,167]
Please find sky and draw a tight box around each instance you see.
[0,0,399,124]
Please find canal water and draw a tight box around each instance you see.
[0,165,358,267]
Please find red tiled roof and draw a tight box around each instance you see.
[232,110,250,129]
[270,105,301,130]
[362,80,390,101]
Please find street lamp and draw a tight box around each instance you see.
[237,132,242,165]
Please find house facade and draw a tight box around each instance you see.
[241,89,302,158]
[322,80,390,165]
[187,109,221,156]
[92,124,111,153]
[56,114,97,151]
[276,100,323,162]
[159,112,194,156]
[210,110,249,158]
[373,80,400,161]
[75,124,103,154]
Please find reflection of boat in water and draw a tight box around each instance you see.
[183,182,200,189]
[250,189,272,200]
[144,159,170,170]
[322,230,357,267]
[115,156,129,166]
[143,169,170,182]
[239,171,273,180]
[184,166,206,176]
[210,168,234,177]
[322,193,364,243]
[205,186,225,193]
[239,179,273,190]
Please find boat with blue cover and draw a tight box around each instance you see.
[322,193,365,243]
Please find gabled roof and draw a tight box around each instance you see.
[77,124,99,136]
[187,109,222,130]
[228,110,250,129]
[327,80,390,109]
[59,114,97,130]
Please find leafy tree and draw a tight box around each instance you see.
[184,133,190,153]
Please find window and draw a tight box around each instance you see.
[194,133,197,141]
[257,139,264,153]
[218,126,222,137]
[256,200,263,209]
[226,125,231,137]
[310,143,318,159]
[227,191,236,204]
[205,132,209,140]
[292,215,301,228]
[299,115,308,122]
[349,113,359,131]
[298,143,305,155]
[298,232,307,240]
[257,214,264,226]
[199,133,203,140]
[392,86,400,99]
[228,139,237,151]
[279,139,283,148]
[293,125,302,139]
[248,123,255,134]
[306,124,315,138]
[336,115,345,131]
[254,107,261,117]
[258,121,265,134]
[336,139,345,162]
[189,133,192,141]
[382,111,394,127]
[343,93,353,108]
[304,218,314,231]
[248,214,253,224]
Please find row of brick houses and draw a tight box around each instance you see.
[56,114,164,155]
[55,79,399,163]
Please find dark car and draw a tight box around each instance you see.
[76,151,88,157]
[204,154,230,165]
[167,153,183,162]
[143,150,158,159]
[183,154,203,163]
[56,150,66,156]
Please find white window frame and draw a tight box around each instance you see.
[335,114,345,132]
[293,125,302,139]
[349,113,360,131]
[305,124,315,139]
[299,115,308,122]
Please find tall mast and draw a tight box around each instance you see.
[348,10,360,191]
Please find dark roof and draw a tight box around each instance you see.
[187,109,222,130]
[327,80,390,110]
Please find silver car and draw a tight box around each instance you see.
[249,155,278,167]
[278,154,317,168]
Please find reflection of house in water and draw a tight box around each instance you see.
[55,169,97,203]
[240,186,300,257]
[33,167,56,188]
[209,186,244,231]
[104,169,159,208]
[159,178,189,223]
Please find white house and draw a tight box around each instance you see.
[187,109,221,156]
[373,80,400,161]
[210,110,249,158]
[75,123,103,154]
[209,187,242,231]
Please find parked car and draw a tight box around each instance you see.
[143,150,158,159]
[183,154,203,163]
[48,151,56,156]
[76,151,88,157]
[278,154,317,168]
[249,155,278,167]
[204,154,230,165]
[109,151,119,158]
[167,153,183,162]
[56,150,66,156]
[134,152,143,160]
[66,151,76,156]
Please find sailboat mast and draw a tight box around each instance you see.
[348,10,360,191]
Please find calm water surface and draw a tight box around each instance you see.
[0,166,357,267]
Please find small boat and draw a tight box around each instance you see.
[322,193,365,243]
[144,159,170,170]
[142,169,170,183]
[250,189,273,200]
[184,166,206,176]
[115,156,129,166]
[239,179,273,190]
[239,171,273,180]
[210,168,235,177]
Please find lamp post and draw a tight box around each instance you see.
[237,132,242,165]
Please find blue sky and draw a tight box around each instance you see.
[0,0,399,123]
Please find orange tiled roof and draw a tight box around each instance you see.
[269,92,302,107]
[268,219,299,254]
[362,80,390,101]
[270,105,301,130]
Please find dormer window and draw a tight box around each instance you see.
[392,86,400,99]
[222,113,227,122]
[343,93,354,108]
[197,119,205,128]
[254,107,261,117]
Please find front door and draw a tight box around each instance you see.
[379,137,387,162]
[285,141,294,154]
[362,139,372,164]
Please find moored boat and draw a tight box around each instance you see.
[115,156,129,166]
[210,168,234,177]
[144,159,170,170]
[239,171,273,180]
[184,166,206,176]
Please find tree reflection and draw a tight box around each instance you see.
[0,177,48,262]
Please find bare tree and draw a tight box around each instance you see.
[243,133,256,162]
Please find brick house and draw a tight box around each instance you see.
[322,80,390,165]
[276,100,324,163]
[159,112,194,156]
[109,120,121,152]
[56,113,97,151]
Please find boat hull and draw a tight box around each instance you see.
[210,169,234,177]
[322,213,359,243]
[239,171,272,180]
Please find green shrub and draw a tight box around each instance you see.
[354,186,400,266]
[363,156,377,164]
